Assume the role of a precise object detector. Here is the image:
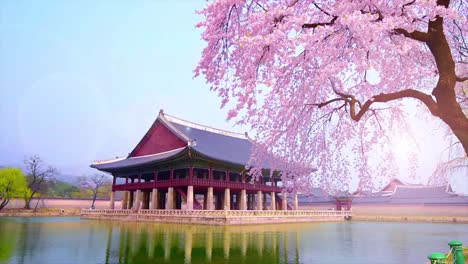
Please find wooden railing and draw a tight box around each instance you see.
[81,209,352,218]
[112,179,282,192]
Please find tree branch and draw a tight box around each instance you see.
[456,75,468,82]
[303,16,338,29]
[309,98,345,108]
[350,89,439,121]
[394,28,429,42]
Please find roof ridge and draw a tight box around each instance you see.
[395,184,447,189]
[128,147,187,159]
[161,111,247,140]
[92,156,127,165]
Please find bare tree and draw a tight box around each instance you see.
[78,174,111,209]
[23,155,57,209]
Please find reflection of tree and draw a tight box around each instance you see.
[0,222,19,263]
[17,220,41,264]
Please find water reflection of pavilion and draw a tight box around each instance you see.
[105,224,305,264]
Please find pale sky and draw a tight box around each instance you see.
[0,1,466,193]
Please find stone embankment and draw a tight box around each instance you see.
[81,209,352,225]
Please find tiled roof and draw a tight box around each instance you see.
[352,185,468,205]
[296,193,334,204]
[392,185,453,199]
[91,111,256,171]
[91,147,186,171]
[165,114,254,166]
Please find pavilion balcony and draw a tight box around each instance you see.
[112,178,282,193]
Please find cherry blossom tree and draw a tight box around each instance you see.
[429,86,467,187]
[195,0,468,192]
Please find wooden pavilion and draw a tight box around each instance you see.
[91,110,296,211]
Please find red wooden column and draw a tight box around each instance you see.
[189,166,193,180]
[209,168,213,182]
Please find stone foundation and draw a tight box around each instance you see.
[81,209,351,225]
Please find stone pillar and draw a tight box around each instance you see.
[240,189,247,210]
[167,187,174,209]
[133,190,141,210]
[121,191,126,209]
[109,191,115,209]
[257,191,263,210]
[224,188,231,210]
[207,187,214,210]
[187,186,194,210]
[282,192,287,211]
[151,188,159,209]
[294,193,299,210]
[270,192,276,210]
[129,191,134,209]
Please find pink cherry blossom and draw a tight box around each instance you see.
[195,0,468,193]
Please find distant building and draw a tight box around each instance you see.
[299,178,468,207]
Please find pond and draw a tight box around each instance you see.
[0,217,466,264]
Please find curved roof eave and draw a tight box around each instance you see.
[91,147,188,172]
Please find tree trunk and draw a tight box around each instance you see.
[91,192,97,209]
[24,197,31,210]
[23,192,35,210]
[424,5,468,156]
[33,197,41,212]
[0,198,9,211]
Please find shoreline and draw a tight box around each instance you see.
[351,214,468,224]
[0,208,81,217]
